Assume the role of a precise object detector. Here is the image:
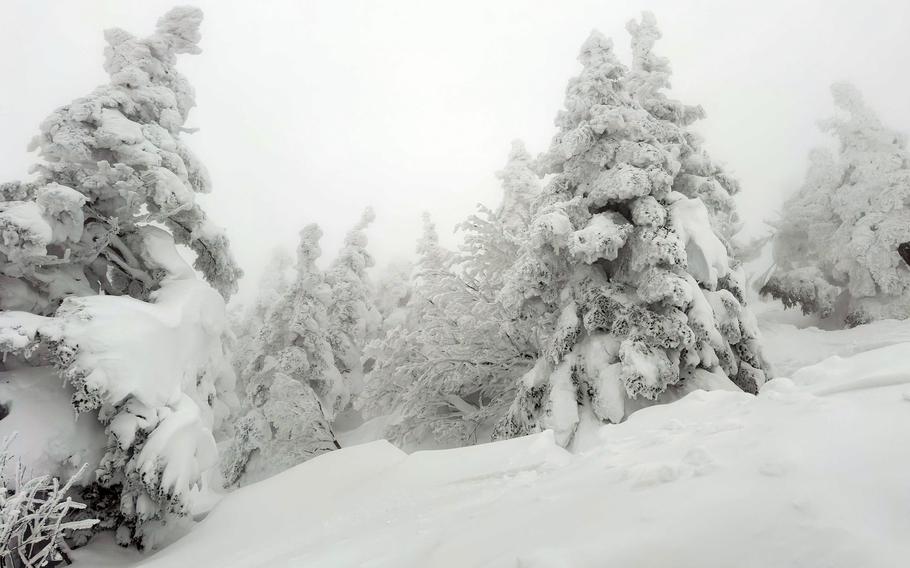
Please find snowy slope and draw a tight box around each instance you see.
[108,319,910,568]
[760,313,910,377]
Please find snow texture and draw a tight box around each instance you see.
[107,314,910,568]
[0,229,236,546]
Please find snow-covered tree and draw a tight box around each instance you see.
[763,82,910,325]
[220,363,339,487]
[459,140,539,292]
[326,208,380,399]
[760,148,841,317]
[495,140,538,234]
[222,224,342,486]
[359,214,448,431]
[232,247,294,391]
[372,260,414,335]
[0,8,240,314]
[361,142,542,447]
[0,8,240,547]
[494,13,769,448]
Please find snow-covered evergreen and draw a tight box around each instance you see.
[360,214,453,438]
[0,8,240,312]
[494,13,769,448]
[763,82,910,325]
[459,140,539,292]
[494,140,538,234]
[325,208,380,399]
[223,224,342,486]
[0,7,240,548]
[372,260,414,336]
[362,141,542,447]
[232,247,294,386]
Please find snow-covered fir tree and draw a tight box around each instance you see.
[763,82,910,325]
[0,7,240,547]
[232,247,294,393]
[372,260,414,335]
[325,208,380,399]
[458,140,539,292]
[359,213,451,436]
[495,140,538,234]
[493,13,769,448]
[362,141,542,447]
[0,9,240,312]
[760,148,842,317]
[223,224,342,486]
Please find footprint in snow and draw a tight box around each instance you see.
[629,462,680,488]
[681,446,716,476]
[758,457,794,477]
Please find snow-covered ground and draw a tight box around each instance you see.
[73,303,910,567]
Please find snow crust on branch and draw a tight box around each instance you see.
[494,13,769,448]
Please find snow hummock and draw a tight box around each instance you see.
[0,366,105,481]
[0,245,236,535]
[114,313,910,568]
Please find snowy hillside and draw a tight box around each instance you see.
[73,308,910,568]
[4,4,910,567]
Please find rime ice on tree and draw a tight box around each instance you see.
[231,247,295,400]
[325,208,381,399]
[0,7,240,547]
[763,82,910,326]
[223,224,342,486]
[494,13,769,448]
[359,214,458,441]
[0,8,240,311]
[362,142,540,447]
[372,260,414,336]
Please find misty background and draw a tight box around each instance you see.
[2,0,909,303]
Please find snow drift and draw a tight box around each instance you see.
[122,336,910,568]
[0,272,236,545]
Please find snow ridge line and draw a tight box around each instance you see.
[807,372,910,396]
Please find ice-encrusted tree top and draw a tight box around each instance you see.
[763,82,910,324]
[363,142,542,447]
[495,13,768,447]
[0,8,242,548]
[223,223,342,486]
[326,207,380,396]
[459,140,541,292]
[360,214,448,426]
[0,6,241,314]
[363,204,537,447]
[250,224,346,417]
[495,140,538,233]
[372,260,414,334]
[233,247,295,384]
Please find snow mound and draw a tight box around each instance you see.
[759,311,910,376]
[127,341,910,568]
[1,275,237,542]
[0,366,105,481]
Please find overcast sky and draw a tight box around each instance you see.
[3,0,910,303]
